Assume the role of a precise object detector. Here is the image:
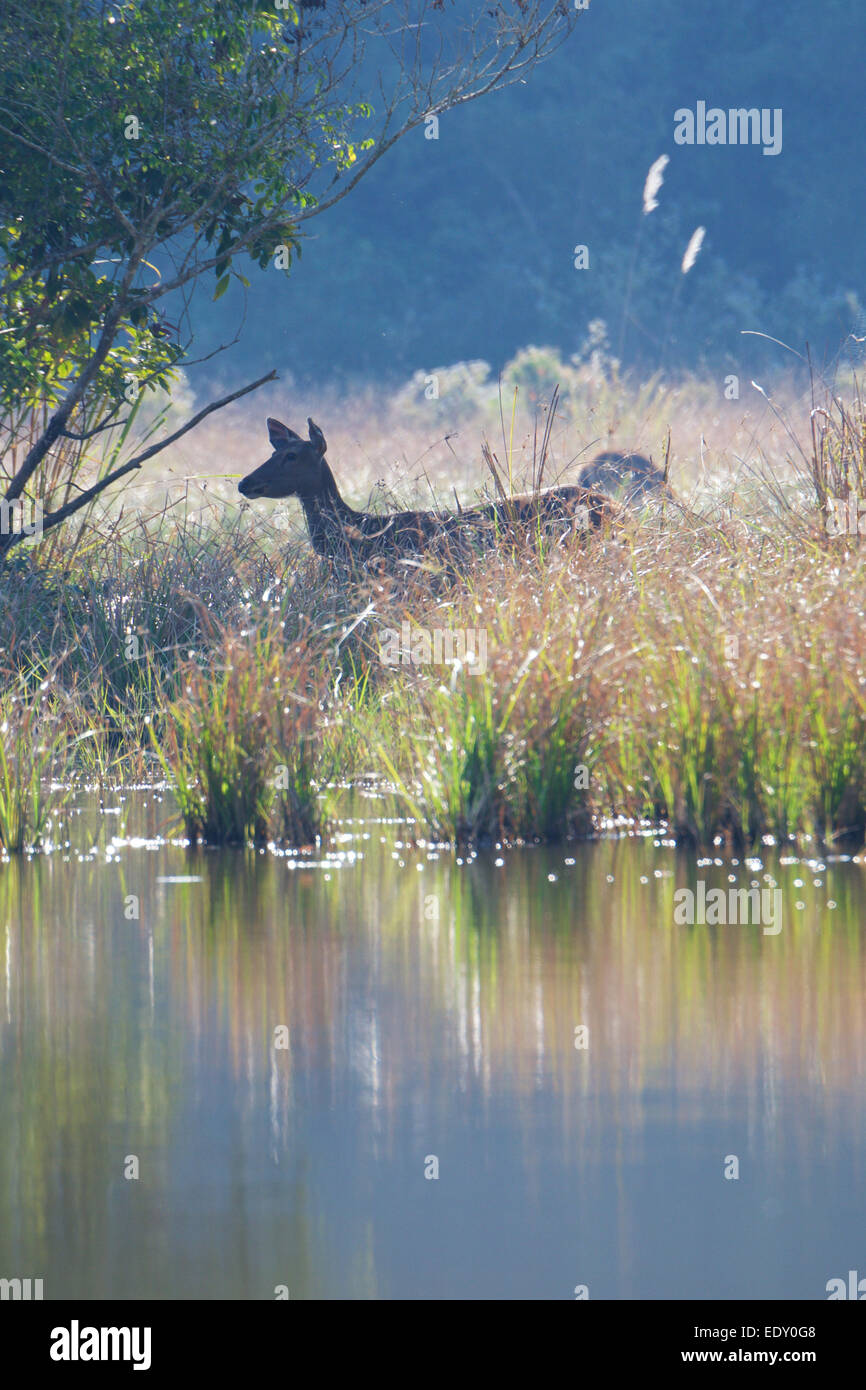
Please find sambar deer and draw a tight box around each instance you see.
[238,417,641,563]
[575,450,672,502]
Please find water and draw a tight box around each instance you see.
[1,800,864,1300]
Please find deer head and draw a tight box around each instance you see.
[238,417,329,499]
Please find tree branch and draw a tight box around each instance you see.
[2,245,147,506]
[0,370,278,554]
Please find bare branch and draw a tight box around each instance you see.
[0,370,278,553]
[98,369,278,475]
[61,418,131,443]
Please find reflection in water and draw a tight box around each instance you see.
[0,803,864,1299]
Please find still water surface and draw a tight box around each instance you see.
[1,798,864,1299]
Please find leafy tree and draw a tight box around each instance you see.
[0,0,577,558]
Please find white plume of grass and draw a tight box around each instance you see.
[681,226,706,275]
[621,154,671,361]
[642,155,669,215]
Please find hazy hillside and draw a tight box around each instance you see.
[183,0,866,396]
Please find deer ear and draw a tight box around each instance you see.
[307,418,327,456]
[267,417,302,445]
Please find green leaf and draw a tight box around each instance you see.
[213,274,230,301]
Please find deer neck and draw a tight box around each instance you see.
[300,460,368,555]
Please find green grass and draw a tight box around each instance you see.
[0,674,72,851]
[375,585,610,843]
[152,621,334,845]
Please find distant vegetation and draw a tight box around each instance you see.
[189,0,866,390]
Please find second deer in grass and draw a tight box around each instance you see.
[238,417,647,562]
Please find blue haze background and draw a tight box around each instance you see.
[186,0,866,393]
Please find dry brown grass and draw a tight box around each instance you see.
[65,358,821,531]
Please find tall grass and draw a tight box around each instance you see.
[3,368,866,851]
[153,621,335,845]
[373,556,617,843]
[0,677,71,851]
[604,536,866,848]
[4,504,866,852]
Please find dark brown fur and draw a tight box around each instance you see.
[239,417,622,563]
[576,450,672,501]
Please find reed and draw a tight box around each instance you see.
[0,675,72,852]
[374,554,616,843]
[152,621,334,845]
